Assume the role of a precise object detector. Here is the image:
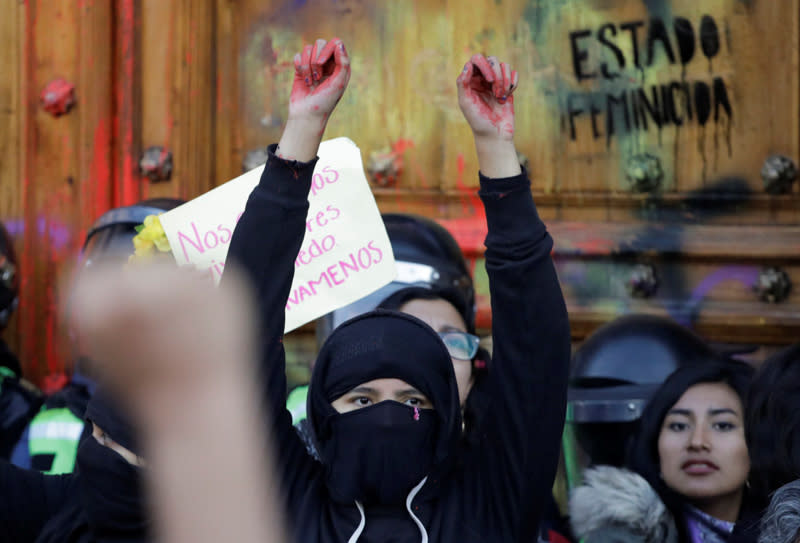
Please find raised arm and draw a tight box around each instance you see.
[457,54,571,541]
[223,39,350,465]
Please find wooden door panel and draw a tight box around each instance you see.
[0,1,23,360]
[522,0,799,219]
[11,0,119,385]
[3,0,800,384]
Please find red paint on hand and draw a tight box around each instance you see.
[289,38,351,122]
[456,54,518,139]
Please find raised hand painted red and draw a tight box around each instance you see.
[288,38,351,123]
[456,54,519,140]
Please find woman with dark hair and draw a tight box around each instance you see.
[225,37,571,542]
[745,343,800,512]
[571,360,755,543]
[377,286,489,430]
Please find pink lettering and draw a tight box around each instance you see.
[322,165,339,184]
[368,240,383,263]
[295,250,311,267]
[307,272,332,295]
[294,235,336,269]
[308,239,324,258]
[297,284,314,303]
[357,247,372,269]
[321,235,335,252]
[315,210,328,228]
[177,222,205,262]
[217,225,232,244]
[339,254,359,278]
[310,173,326,196]
[286,289,300,308]
[327,264,344,285]
[309,167,340,196]
[210,259,225,281]
[204,230,219,249]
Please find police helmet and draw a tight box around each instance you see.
[316,213,475,344]
[81,198,185,268]
[564,314,715,483]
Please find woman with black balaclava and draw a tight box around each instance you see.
[0,388,148,542]
[223,37,570,542]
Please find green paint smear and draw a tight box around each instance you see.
[642,0,673,22]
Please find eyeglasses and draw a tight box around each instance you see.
[438,331,480,361]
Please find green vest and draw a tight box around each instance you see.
[286,385,309,424]
[28,407,85,475]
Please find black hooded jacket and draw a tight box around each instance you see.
[224,145,571,542]
[0,389,147,542]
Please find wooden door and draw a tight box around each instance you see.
[3,0,799,386]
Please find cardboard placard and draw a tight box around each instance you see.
[158,138,396,332]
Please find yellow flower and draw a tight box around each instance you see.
[154,236,171,252]
[129,214,173,264]
[132,235,154,252]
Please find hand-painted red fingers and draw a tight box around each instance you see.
[471,54,495,86]
[310,39,328,81]
[293,53,303,80]
[330,38,350,79]
[457,61,472,86]
[487,55,504,99]
[315,38,350,94]
[298,44,313,85]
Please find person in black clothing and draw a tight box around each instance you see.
[0,388,149,542]
[296,212,489,448]
[0,219,43,460]
[11,198,184,474]
[66,261,290,543]
[223,38,570,542]
[746,343,800,511]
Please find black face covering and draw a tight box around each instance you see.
[76,433,147,538]
[322,400,438,505]
[309,310,461,506]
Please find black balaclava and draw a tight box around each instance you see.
[309,309,461,506]
[76,388,148,540]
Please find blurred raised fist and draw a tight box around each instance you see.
[69,263,257,424]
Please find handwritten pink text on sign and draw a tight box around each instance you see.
[158,137,396,332]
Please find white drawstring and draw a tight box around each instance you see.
[347,478,429,543]
[405,477,429,543]
[347,501,366,543]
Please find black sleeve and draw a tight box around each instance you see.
[0,459,75,542]
[222,144,320,485]
[464,171,571,541]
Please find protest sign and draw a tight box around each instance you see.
[158,138,396,332]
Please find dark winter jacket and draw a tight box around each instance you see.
[224,145,571,542]
[570,466,756,543]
